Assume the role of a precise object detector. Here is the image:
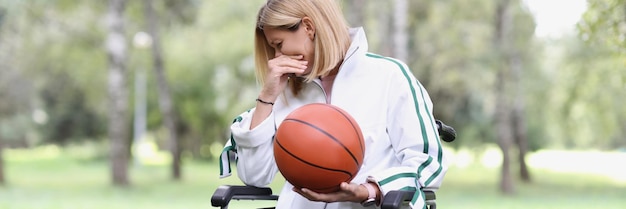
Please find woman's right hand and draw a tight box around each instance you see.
[250,54,308,130]
[258,54,308,102]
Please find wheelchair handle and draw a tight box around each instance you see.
[211,185,278,209]
[436,120,456,142]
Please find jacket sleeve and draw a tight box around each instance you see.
[226,108,280,187]
[367,60,448,208]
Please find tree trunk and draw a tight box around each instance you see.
[0,9,4,186]
[106,0,130,187]
[345,0,365,27]
[495,67,515,194]
[392,0,408,62]
[513,104,531,182]
[0,138,5,185]
[376,1,392,56]
[143,0,181,180]
[494,0,515,195]
[511,55,531,182]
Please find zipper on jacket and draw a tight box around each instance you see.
[311,79,329,104]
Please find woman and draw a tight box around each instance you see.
[220,0,448,208]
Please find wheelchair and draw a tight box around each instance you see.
[212,120,456,209]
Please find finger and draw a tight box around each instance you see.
[271,65,307,76]
[292,187,305,196]
[269,60,307,72]
[272,59,308,69]
[272,54,304,62]
[293,187,316,201]
[300,188,329,201]
[269,66,306,78]
[273,55,308,66]
[339,182,353,191]
[300,188,319,197]
[286,55,304,60]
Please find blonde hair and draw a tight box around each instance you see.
[254,0,351,95]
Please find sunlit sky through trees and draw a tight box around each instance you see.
[523,0,588,38]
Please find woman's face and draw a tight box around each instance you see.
[263,19,315,76]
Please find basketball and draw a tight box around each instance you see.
[274,103,365,193]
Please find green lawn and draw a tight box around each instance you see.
[0,147,624,209]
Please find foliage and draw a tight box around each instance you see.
[158,0,264,158]
[578,0,626,53]
[389,0,540,150]
[550,36,626,149]
[0,0,108,146]
[0,0,625,159]
[0,0,265,154]
[567,0,626,149]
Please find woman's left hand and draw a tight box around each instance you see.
[293,182,368,203]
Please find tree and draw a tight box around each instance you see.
[106,0,130,186]
[0,71,31,184]
[508,2,536,183]
[0,4,38,186]
[0,137,3,185]
[548,0,626,150]
[392,0,408,62]
[493,0,515,194]
[549,0,626,150]
[159,0,264,160]
[142,0,181,180]
[0,6,7,186]
[579,0,626,53]
[344,0,365,27]
[373,1,393,56]
[491,0,536,192]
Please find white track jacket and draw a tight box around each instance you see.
[220,28,448,209]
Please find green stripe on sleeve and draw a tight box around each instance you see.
[414,83,445,186]
[366,53,445,187]
[378,172,418,186]
[366,53,430,153]
[417,156,433,178]
[415,82,444,163]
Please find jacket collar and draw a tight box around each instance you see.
[337,27,368,77]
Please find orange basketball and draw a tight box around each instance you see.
[274,103,365,193]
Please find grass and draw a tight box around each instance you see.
[0,146,624,209]
[438,165,626,209]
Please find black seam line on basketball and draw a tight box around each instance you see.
[275,137,354,177]
[283,118,360,167]
[324,105,365,155]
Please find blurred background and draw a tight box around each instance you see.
[0,0,624,208]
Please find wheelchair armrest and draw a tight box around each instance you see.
[211,185,278,208]
[211,185,436,209]
[381,190,436,209]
